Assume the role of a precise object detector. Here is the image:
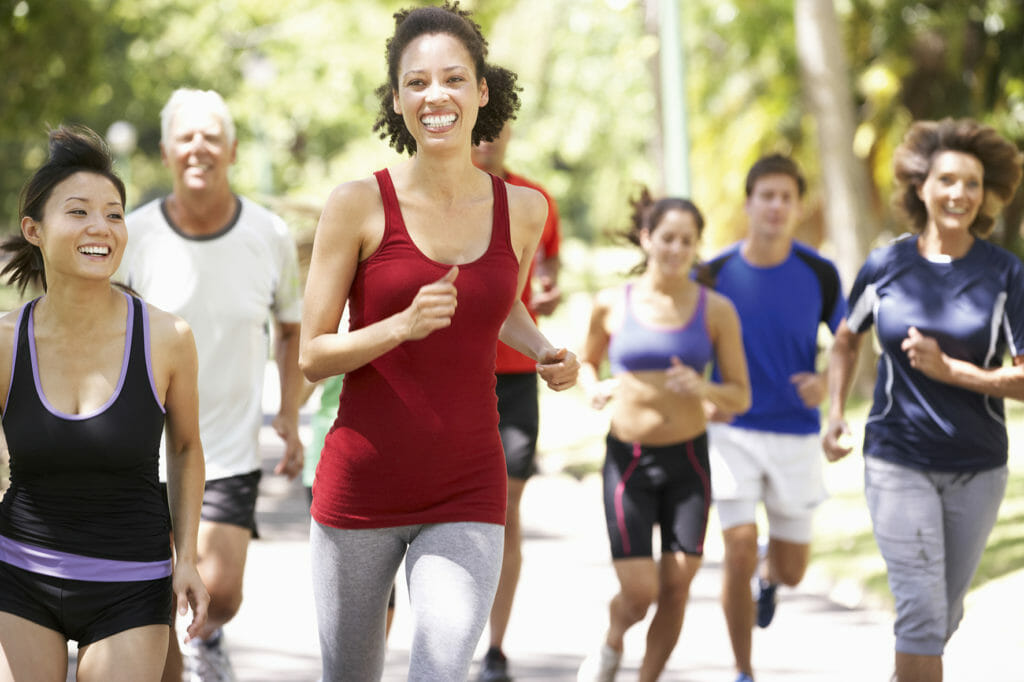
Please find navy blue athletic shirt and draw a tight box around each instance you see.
[848,235,1024,472]
[0,293,171,562]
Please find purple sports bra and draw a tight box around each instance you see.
[608,284,713,375]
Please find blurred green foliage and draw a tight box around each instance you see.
[1,0,1022,260]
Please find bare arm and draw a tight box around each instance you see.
[701,293,751,414]
[159,312,210,643]
[500,185,578,391]
[272,320,303,479]
[578,289,617,409]
[822,319,866,462]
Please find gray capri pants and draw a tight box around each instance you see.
[310,519,503,681]
[864,455,1007,656]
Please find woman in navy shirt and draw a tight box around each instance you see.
[824,118,1024,682]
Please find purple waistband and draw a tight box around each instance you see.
[0,535,172,582]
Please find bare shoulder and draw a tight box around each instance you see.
[507,182,548,226]
[0,308,21,356]
[593,285,624,311]
[323,176,383,224]
[144,302,195,355]
[318,176,385,257]
[704,287,741,329]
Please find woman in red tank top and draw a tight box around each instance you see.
[299,3,578,680]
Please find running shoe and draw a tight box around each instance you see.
[755,578,778,628]
[184,628,237,682]
[734,673,755,682]
[576,643,621,682]
[478,646,513,682]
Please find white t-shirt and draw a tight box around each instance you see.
[118,195,303,480]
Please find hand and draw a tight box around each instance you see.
[665,357,705,398]
[272,413,303,480]
[530,276,562,317]
[172,560,210,644]
[790,371,826,408]
[822,417,855,462]
[537,347,579,392]
[704,401,734,423]
[587,378,618,410]
[404,266,459,340]
[901,326,950,381]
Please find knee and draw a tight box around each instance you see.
[617,583,656,622]
[657,577,692,610]
[202,573,245,621]
[773,561,807,587]
[723,535,759,577]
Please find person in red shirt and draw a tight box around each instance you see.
[472,121,562,682]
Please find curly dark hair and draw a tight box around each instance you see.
[893,118,1024,238]
[372,1,521,156]
[2,125,126,294]
[619,186,705,275]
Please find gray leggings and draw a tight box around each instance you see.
[864,455,1007,656]
[310,520,504,681]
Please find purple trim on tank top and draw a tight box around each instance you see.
[1,306,28,418]
[139,300,167,414]
[0,534,172,582]
[28,291,133,421]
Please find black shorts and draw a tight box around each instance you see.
[602,433,711,559]
[162,469,262,537]
[496,373,540,480]
[0,561,172,646]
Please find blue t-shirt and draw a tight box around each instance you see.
[705,241,846,434]
[847,235,1024,472]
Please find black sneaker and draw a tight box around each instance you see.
[479,646,513,682]
[755,579,778,628]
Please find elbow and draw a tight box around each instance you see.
[298,352,324,383]
[734,390,752,416]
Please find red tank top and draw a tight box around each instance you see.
[311,170,519,529]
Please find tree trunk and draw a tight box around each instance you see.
[794,0,877,397]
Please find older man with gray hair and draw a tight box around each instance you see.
[118,88,303,682]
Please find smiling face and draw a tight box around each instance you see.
[918,150,984,234]
[641,208,701,276]
[161,105,236,193]
[392,32,488,153]
[22,171,126,284]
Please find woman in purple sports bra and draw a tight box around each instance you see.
[578,189,750,681]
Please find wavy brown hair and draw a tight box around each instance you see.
[893,118,1023,238]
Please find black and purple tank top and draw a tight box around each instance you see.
[0,292,171,581]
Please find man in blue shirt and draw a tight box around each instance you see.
[700,155,846,682]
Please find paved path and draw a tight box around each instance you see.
[65,409,1017,681]
[208,424,1022,681]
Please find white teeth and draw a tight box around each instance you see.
[946,205,967,215]
[422,114,456,128]
[78,246,110,256]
